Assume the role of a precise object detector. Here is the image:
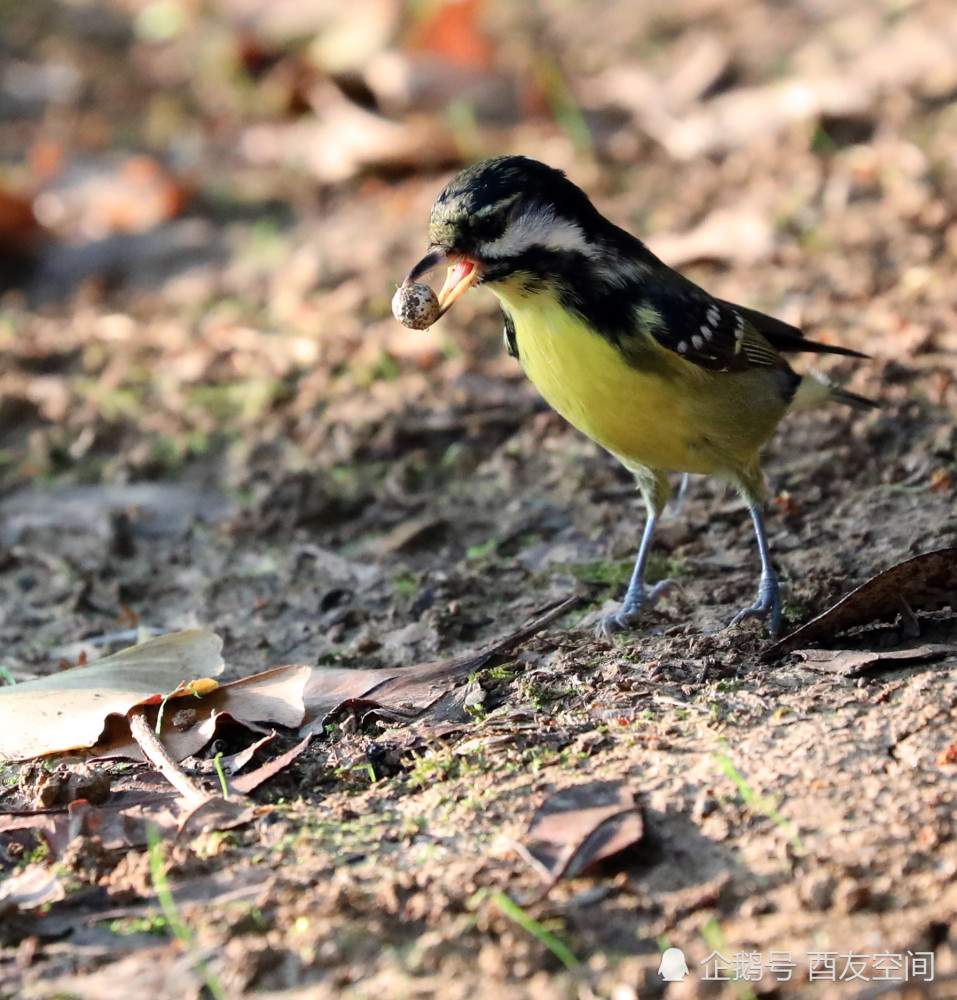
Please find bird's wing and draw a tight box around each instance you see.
[722,302,868,359]
[629,277,869,373]
[632,278,786,373]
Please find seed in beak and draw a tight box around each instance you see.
[392,281,441,329]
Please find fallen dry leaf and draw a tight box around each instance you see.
[765,548,957,659]
[213,664,311,729]
[98,664,312,762]
[58,794,181,854]
[1,766,260,860]
[0,791,179,859]
[0,631,224,760]
[521,780,645,896]
[793,644,957,678]
[229,735,311,794]
[299,596,578,735]
[217,732,276,774]
[95,707,223,764]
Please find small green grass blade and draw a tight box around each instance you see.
[493,891,580,971]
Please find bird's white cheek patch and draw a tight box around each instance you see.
[481,210,593,260]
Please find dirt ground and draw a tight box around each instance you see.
[1,0,957,998]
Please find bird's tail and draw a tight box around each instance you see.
[790,372,877,413]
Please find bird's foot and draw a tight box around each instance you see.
[728,574,783,637]
[596,579,678,641]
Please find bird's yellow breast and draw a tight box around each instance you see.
[493,289,785,479]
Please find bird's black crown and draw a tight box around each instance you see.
[428,155,603,259]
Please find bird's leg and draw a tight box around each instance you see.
[597,513,677,639]
[597,477,677,640]
[729,503,783,635]
[668,473,692,518]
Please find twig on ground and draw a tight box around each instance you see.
[129,708,211,807]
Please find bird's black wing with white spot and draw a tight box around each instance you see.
[724,301,868,359]
[632,278,786,373]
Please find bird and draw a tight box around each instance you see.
[399,155,874,639]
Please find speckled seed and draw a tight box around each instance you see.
[392,281,441,330]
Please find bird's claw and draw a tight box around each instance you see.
[596,610,634,641]
[728,575,782,636]
[596,579,678,641]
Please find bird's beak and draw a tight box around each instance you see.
[404,250,481,319]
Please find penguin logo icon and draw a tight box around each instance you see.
[658,947,690,982]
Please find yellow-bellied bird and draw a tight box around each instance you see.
[400,156,873,638]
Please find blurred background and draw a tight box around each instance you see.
[3,8,956,992]
[0,0,955,667]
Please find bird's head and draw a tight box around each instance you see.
[404,155,620,320]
